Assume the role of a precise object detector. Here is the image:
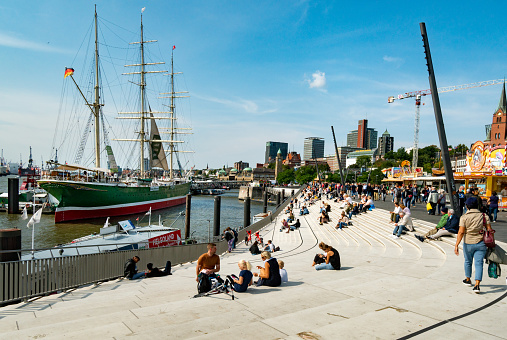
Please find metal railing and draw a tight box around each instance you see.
[0,187,302,304]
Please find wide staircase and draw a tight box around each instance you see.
[0,197,506,339]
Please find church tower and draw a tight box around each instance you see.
[275,148,283,182]
[486,82,507,147]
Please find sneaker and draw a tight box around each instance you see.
[462,278,472,286]
[415,235,424,242]
[472,285,480,294]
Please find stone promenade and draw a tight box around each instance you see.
[0,197,506,339]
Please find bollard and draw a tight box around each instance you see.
[244,197,251,228]
[7,178,19,214]
[276,192,281,207]
[0,229,21,262]
[213,196,221,238]
[185,194,191,239]
[282,189,285,202]
[263,190,268,213]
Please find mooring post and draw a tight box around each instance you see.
[213,196,221,238]
[244,197,251,229]
[276,192,281,207]
[263,190,268,213]
[185,194,191,239]
[282,189,285,202]
[8,177,19,214]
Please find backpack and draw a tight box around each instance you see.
[488,262,501,279]
[197,273,212,293]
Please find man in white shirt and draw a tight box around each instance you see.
[392,211,414,238]
[264,240,275,253]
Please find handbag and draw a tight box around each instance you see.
[426,202,432,211]
[482,213,496,248]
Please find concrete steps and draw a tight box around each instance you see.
[1,195,506,339]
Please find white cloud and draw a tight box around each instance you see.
[308,70,326,89]
[0,32,69,53]
[195,94,277,115]
[383,55,403,63]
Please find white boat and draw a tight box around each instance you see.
[23,212,183,260]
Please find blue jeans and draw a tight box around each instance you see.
[489,206,498,222]
[315,263,335,270]
[130,272,145,280]
[403,198,411,209]
[338,222,347,229]
[463,241,487,281]
[393,225,407,237]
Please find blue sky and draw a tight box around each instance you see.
[1,1,507,170]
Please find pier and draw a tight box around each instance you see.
[0,191,506,339]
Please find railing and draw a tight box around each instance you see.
[0,186,303,304]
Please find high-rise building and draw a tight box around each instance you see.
[378,129,394,156]
[367,128,378,149]
[303,137,325,160]
[265,141,288,163]
[346,119,377,149]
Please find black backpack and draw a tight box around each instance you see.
[197,273,212,294]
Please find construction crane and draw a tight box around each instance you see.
[388,79,506,171]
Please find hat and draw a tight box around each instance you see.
[441,207,448,213]
[465,196,478,207]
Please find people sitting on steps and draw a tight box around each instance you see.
[389,202,401,223]
[289,219,301,232]
[336,211,349,230]
[196,243,220,282]
[253,251,282,287]
[249,240,261,255]
[392,211,414,238]
[312,242,341,270]
[415,208,459,242]
[227,259,253,293]
[145,261,172,278]
[264,240,275,252]
[124,255,144,280]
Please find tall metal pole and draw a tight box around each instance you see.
[93,6,101,168]
[420,22,460,217]
[331,126,345,184]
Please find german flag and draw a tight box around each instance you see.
[64,67,74,78]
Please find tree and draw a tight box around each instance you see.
[267,163,275,169]
[295,166,317,184]
[395,147,410,161]
[318,163,330,172]
[354,155,371,169]
[277,169,295,184]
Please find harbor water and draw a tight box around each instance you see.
[0,176,265,250]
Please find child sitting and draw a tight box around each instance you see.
[278,260,288,283]
[227,260,253,293]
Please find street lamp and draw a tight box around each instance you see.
[207,220,211,243]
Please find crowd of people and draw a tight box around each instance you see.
[122,181,503,295]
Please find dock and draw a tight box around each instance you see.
[0,196,506,339]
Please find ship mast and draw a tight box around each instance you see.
[139,14,146,176]
[93,5,101,168]
[117,10,180,178]
[159,49,192,179]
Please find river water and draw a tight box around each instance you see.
[0,176,265,250]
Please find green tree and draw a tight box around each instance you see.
[395,147,410,161]
[267,163,275,169]
[295,166,317,184]
[354,155,372,169]
[277,169,295,184]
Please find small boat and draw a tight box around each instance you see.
[23,211,183,260]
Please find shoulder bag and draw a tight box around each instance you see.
[482,213,496,248]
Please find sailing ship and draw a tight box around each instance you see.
[39,8,192,223]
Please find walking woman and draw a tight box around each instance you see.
[488,191,499,223]
[454,197,493,293]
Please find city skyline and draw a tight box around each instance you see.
[1,1,507,170]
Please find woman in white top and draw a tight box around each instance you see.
[390,203,401,223]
